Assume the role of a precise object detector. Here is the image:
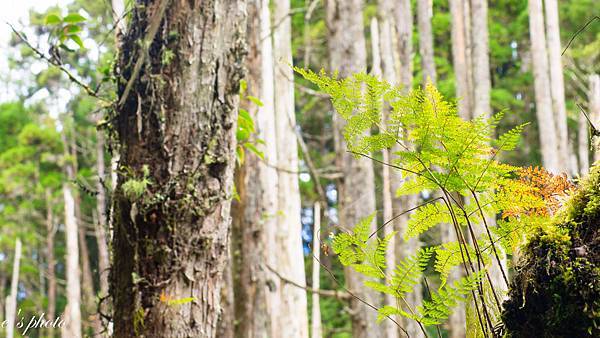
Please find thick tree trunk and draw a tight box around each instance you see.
[311,203,323,338]
[544,0,571,174]
[325,1,381,337]
[528,0,560,173]
[590,74,600,163]
[417,0,436,85]
[63,183,82,338]
[110,1,246,337]
[272,1,310,336]
[46,190,57,338]
[231,0,278,336]
[5,238,21,338]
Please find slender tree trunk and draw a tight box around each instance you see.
[470,0,490,119]
[311,202,323,338]
[528,0,560,173]
[417,0,436,85]
[46,190,57,338]
[5,238,21,338]
[544,0,570,174]
[231,0,278,336]
[111,1,246,337]
[450,0,471,119]
[590,74,600,163]
[95,133,110,336]
[273,0,310,336]
[325,1,381,337]
[63,183,82,338]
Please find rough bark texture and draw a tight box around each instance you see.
[110,1,246,337]
[528,0,560,173]
[417,0,436,85]
[272,0,310,336]
[5,238,21,338]
[63,183,82,338]
[325,1,381,337]
[544,0,571,174]
[231,0,278,336]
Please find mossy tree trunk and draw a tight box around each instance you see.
[110,0,246,337]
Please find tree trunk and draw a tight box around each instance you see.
[95,133,110,336]
[543,0,570,174]
[417,0,436,85]
[450,0,471,119]
[110,1,246,337]
[325,1,381,337]
[231,0,278,336]
[470,0,490,119]
[272,0,310,336]
[528,0,560,173]
[46,190,57,338]
[5,238,21,338]
[63,183,82,338]
[311,202,323,338]
[590,74,600,163]
[394,0,413,90]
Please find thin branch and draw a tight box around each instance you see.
[264,264,351,300]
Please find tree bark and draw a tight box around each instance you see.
[394,0,413,90]
[5,238,21,338]
[325,1,381,337]
[110,1,246,337]
[417,0,436,85]
[63,183,82,338]
[95,133,110,335]
[450,0,471,120]
[272,0,310,336]
[470,0,491,119]
[544,0,571,174]
[231,0,278,336]
[528,0,560,173]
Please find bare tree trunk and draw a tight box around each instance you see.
[311,202,323,338]
[231,0,278,336]
[95,133,110,336]
[450,0,471,119]
[528,0,560,173]
[5,238,21,338]
[46,190,57,338]
[590,74,600,163]
[273,0,310,336]
[110,1,246,337]
[417,0,436,85]
[63,183,82,338]
[470,0,490,119]
[325,1,381,337]
[544,0,570,174]
[394,0,413,90]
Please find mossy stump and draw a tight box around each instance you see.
[502,165,600,337]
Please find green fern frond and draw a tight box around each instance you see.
[391,246,435,296]
[405,201,450,240]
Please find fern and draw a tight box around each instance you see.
[390,247,435,296]
[404,201,450,240]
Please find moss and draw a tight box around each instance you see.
[502,165,600,337]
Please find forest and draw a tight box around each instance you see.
[0,0,598,337]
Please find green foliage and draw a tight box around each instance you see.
[122,165,152,201]
[44,11,87,50]
[236,79,265,165]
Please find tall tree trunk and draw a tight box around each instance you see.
[5,238,21,338]
[63,183,82,338]
[272,0,310,336]
[528,0,560,173]
[95,133,110,335]
[311,202,323,338]
[417,0,436,85]
[46,190,57,338]
[470,0,490,119]
[231,0,278,336]
[324,1,381,337]
[450,0,471,119]
[543,0,570,174]
[394,0,413,90]
[110,1,246,337]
